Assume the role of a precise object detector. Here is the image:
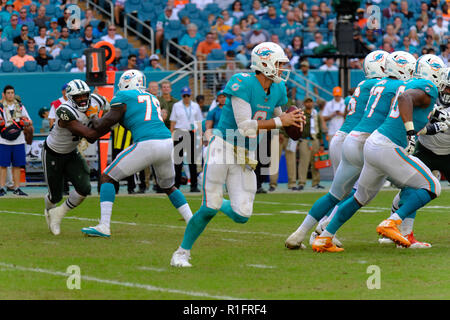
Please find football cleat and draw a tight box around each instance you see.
[81,224,111,238]
[285,231,307,250]
[397,232,432,249]
[312,220,343,248]
[170,247,192,267]
[376,219,410,248]
[378,237,394,245]
[312,236,344,253]
[45,206,66,235]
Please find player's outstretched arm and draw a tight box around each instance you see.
[59,119,99,143]
[398,89,431,132]
[90,104,126,137]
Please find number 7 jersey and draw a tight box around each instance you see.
[110,89,171,142]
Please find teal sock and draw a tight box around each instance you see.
[325,189,356,217]
[308,192,340,221]
[181,205,218,250]
[326,196,362,235]
[100,182,115,203]
[220,199,249,224]
[395,188,431,220]
[168,189,187,209]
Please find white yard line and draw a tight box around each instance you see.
[246,264,276,269]
[0,262,245,300]
[137,266,167,272]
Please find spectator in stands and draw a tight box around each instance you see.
[211,14,231,37]
[56,26,69,48]
[438,43,450,66]
[310,5,324,26]
[222,9,234,27]
[264,5,282,28]
[180,16,190,28]
[319,1,331,20]
[383,24,400,49]
[159,80,177,129]
[38,107,50,133]
[135,46,148,70]
[106,47,121,71]
[291,60,318,104]
[399,36,417,55]
[443,3,450,22]
[25,37,36,55]
[207,13,216,28]
[383,1,398,19]
[221,32,239,53]
[48,83,68,128]
[0,84,31,197]
[284,47,298,68]
[0,27,6,42]
[244,23,270,51]
[296,97,324,191]
[57,7,71,29]
[418,2,431,26]
[45,37,60,58]
[293,5,306,23]
[47,18,60,40]
[82,24,94,47]
[399,0,413,20]
[219,50,243,84]
[81,8,94,29]
[422,34,439,53]
[392,16,405,39]
[356,8,367,29]
[170,86,202,192]
[235,44,249,67]
[281,11,301,43]
[289,36,303,56]
[307,32,327,51]
[252,0,267,18]
[33,26,47,48]
[17,6,31,25]
[93,20,106,39]
[28,2,37,19]
[33,5,50,29]
[410,18,427,40]
[144,54,164,71]
[101,24,123,45]
[349,57,363,69]
[205,90,225,132]
[279,0,291,17]
[121,54,137,71]
[4,14,21,41]
[0,1,16,23]
[305,16,319,34]
[155,5,176,54]
[113,0,125,27]
[231,24,244,45]
[69,58,85,72]
[196,32,221,65]
[191,0,213,10]
[13,24,30,46]
[10,43,34,68]
[35,45,52,68]
[432,16,447,44]
[408,29,420,48]
[230,0,244,21]
[363,28,379,51]
[319,57,338,71]
[270,34,285,49]
[180,23,201,55]
[147,81,159,96]
[13,0,30,12]
[322,86,345,143]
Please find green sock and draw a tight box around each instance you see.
[181,205,218,250]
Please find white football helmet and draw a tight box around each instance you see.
[118,69,146,91]
[250,42,290,83]
[437,67,450,105]
[363,50,388,79]
[384,51,416,81]
[65,79,91,112]
[413,54,445,87]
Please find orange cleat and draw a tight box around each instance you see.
[376,219,410,248]
[312,236,344,253]
[403,232,432,249]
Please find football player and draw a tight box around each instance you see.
[380,66,450,248]
[170,42,305,267]
[310,50,389,246]
[286,51,417,251]
[80,69,193,237]
[44,80,108,235]
[312,54,445,251]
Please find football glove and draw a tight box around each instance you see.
[19,117,31,128]
[85,105,99,119]
[405,132,416,155]
[418,121,449,135]
[431,108,450,123]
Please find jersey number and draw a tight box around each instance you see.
[138,95,163,122]
[347,86,361,116]
[388,86,406,119]
[253,111,267,120]
[365,86,385,118]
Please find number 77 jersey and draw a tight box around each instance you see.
[110,89,172,142]
[352,77,406,134]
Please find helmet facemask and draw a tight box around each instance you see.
[71,92,91,112]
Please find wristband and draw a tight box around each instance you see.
[274,117,283,129]
[404,121,414,132]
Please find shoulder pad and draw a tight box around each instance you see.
[56,105,78,122]
[91,93,108,108]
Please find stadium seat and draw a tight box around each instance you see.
[115,38,130,51]
[124,0,141,14]
[164,20,183,40]
[58,48,74,62]
[44,59,64,72]
[45,4,56,16]
[1,61,19,72]
[1,40,15,53]
[68,38,86,53]
[138,2,156,22]
[204,3,221,15]
[206,49,226,69]
[21,60,39,72]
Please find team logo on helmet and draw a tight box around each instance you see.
[427,59,442,71]
[393,56,408,66]
[370,53,385,63]
[255,47,274,60]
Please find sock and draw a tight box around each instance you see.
[393,188,432,220]
[100,183,115,227]
[308,192,341,221]
[400,217,415,236]
[391,192,401,214]
[168,189,193,223]
[220,199,249,224]
[45,193,56,210]
[61,190,86,214]
[326,196,362,235]
[293,215,318,242]
[181,205,218,250]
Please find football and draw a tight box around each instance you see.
[284,106,303,141]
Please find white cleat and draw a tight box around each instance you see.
[81,224,111,238]
[170,247,192,267]
[45,206,66,235]
[378,237,394,245]
[285,232,307,250]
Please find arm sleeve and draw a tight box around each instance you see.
[231,96,258,137]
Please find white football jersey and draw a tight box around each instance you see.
[418,105,450,155]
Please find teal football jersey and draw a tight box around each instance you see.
[340,78,380,134]
[353,77,406,134]
[378,78,437,148]
[218,72,288,150]
[110,89,171,142]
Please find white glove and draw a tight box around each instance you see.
[405,134,416,155]
[431,108,450,123]
[418,121,449,135]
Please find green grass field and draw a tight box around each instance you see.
[0,190,448,300]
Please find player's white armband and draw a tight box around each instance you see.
[231,96,258,137]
